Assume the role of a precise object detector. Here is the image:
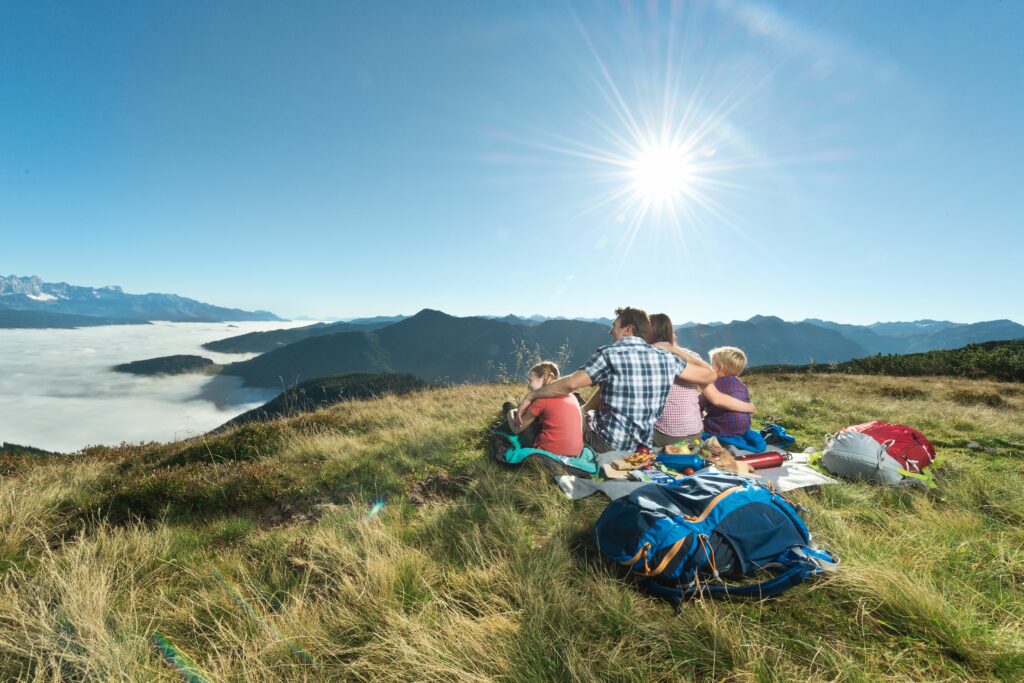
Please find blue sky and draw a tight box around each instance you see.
[2,0,1021,324]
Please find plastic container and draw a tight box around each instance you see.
[656,454,711,472]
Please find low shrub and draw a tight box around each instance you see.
[875,384,928,400]
[80,460,316,524]
[946,389,1007,409]
[161,422,292,467]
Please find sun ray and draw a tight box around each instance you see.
[571,14,648,149]
[483,3,843,258]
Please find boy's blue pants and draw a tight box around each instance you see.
[702,429,768,453]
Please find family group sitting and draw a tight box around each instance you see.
[507,306,767,457]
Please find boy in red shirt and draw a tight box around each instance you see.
[506,362,584,456]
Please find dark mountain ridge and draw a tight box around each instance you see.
[800,318,1024,354]
[675,316,869,365]
[202,318,397,354]
[0,309,150,329]
[219,310,612,388]
[213,308,1024,389]
[113,355,216,376]
[903,320,1024,353]
[219,310,891,388]
[216,372,428,430]
[204,307,1024,367]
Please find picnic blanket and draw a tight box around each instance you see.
[554,449,837,501]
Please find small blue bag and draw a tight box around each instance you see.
[594,472,837,606]
[761,423,796,448]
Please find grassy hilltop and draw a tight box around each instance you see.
[1,374,1022,681]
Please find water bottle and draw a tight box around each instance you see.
[655,453,711,472]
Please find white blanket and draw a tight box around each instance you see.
[554,450,837,501]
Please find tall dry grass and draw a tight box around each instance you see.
[0,375,1020,680]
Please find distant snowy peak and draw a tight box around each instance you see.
[482,314,615,327]
[0,275,281,323]
[865,319,959,337]
[0,275,45,296]
[0,275,115,300]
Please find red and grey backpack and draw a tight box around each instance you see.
[818,421,943,489]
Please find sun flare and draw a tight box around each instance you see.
[496,7,783,256]
[629,143,694,204]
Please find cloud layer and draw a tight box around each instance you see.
[0,321,309,452]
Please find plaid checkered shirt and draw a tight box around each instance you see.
[580,336,687,450]
[699,374,752,436]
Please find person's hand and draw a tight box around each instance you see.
[654,341,673,351]
[516,395,534,427]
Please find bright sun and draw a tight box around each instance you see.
[629,143,694,204]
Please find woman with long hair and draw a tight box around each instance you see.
[646,313,756,448]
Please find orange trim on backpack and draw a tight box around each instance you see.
[766,481,798,509]
[621,485,745,578]
[682,486,745,523]
[643,538,687,578]
[623,541,651,567]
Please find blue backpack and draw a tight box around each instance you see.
[594,472,837,606]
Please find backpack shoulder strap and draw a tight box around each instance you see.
[649,544,839,607]
[684,562,811,599]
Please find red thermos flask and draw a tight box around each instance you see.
[734,452,788,470]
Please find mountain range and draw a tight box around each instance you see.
[203,318,400,353]
[482,314,616,327]
[679,316,1024,357]
[219,310,612,387]
[0,275,281,326]
[212,310,1024,388]
[674,316,867,364]
[6,273,1021,387]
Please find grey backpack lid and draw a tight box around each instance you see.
[821,430,917,487]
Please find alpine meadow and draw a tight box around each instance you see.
[1,373,1022,681]
[3,1,1023,681]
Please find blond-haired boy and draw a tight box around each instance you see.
[699,346,767,452]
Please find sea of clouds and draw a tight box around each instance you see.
[0,320,312,452]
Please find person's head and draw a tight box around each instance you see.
[611,307,651,342]
[646,313,677,345]
[708,346,747,376]
[527,361,560,391]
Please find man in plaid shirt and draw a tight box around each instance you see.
[515,307,716,451]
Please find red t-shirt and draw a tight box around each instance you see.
[528,395,584,456]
